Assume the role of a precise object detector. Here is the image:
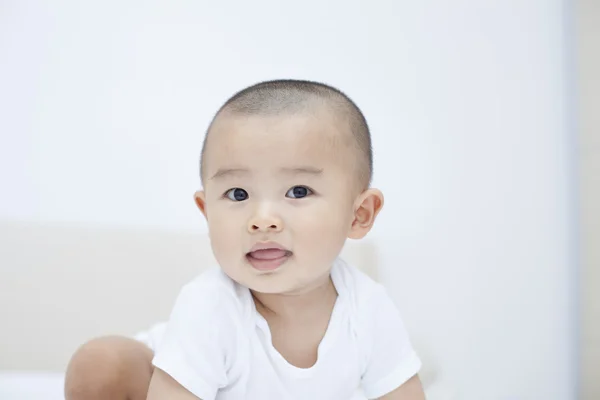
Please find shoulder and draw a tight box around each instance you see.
[332,257,385,318]
[333,256,414,350]
[170,267,254,329]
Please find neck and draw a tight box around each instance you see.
[251,272,337,319]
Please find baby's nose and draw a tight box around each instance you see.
[248,212,283,233]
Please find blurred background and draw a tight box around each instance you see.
[0,1,597,399]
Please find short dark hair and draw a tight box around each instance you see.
[200,79,372,188]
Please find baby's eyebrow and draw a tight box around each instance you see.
[210,168,250,180]
[210,166,323,180]
[280,167,324,175]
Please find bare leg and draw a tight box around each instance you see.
[64,336,153,400]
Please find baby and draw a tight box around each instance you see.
[64,80,425,399]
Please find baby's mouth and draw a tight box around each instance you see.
[247,248,292,260]
[246,248,293,271]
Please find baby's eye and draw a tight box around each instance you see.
[225,188,249,201]
[285,186,313,199]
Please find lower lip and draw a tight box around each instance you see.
[246,253,291,272]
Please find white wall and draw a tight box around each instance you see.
[575,0,600,398]
[0,1,576,399]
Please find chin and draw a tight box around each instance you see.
[218,264,285,293]
[243,274,296,295]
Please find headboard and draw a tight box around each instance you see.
[0,220,378,371]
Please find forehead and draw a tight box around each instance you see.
[203,110,354,177]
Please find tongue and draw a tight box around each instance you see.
[249,249,288,260]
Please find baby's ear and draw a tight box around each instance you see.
[194,191,208,219]
[348,188,384,239]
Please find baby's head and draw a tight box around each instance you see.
[195,80,383,294]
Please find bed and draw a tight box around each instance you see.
[0,372,65,400]
[0,220,456,399]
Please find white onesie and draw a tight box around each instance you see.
[148,258,421,400]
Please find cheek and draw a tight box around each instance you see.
[290,201,353,244]
[207,207,244,253]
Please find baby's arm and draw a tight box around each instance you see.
[147,368,201,400]
[375,375,425,400]
[148,274,230,400]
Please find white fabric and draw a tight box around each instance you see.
[0,372,458,400]
[151,258,421,400]
[0,372,64,400]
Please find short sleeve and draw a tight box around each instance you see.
[152,278,230,400]
[360,285,422,399]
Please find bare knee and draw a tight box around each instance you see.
[65,336,153,400]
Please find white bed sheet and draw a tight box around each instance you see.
[0,371,456,400]
[0,372,64,400]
